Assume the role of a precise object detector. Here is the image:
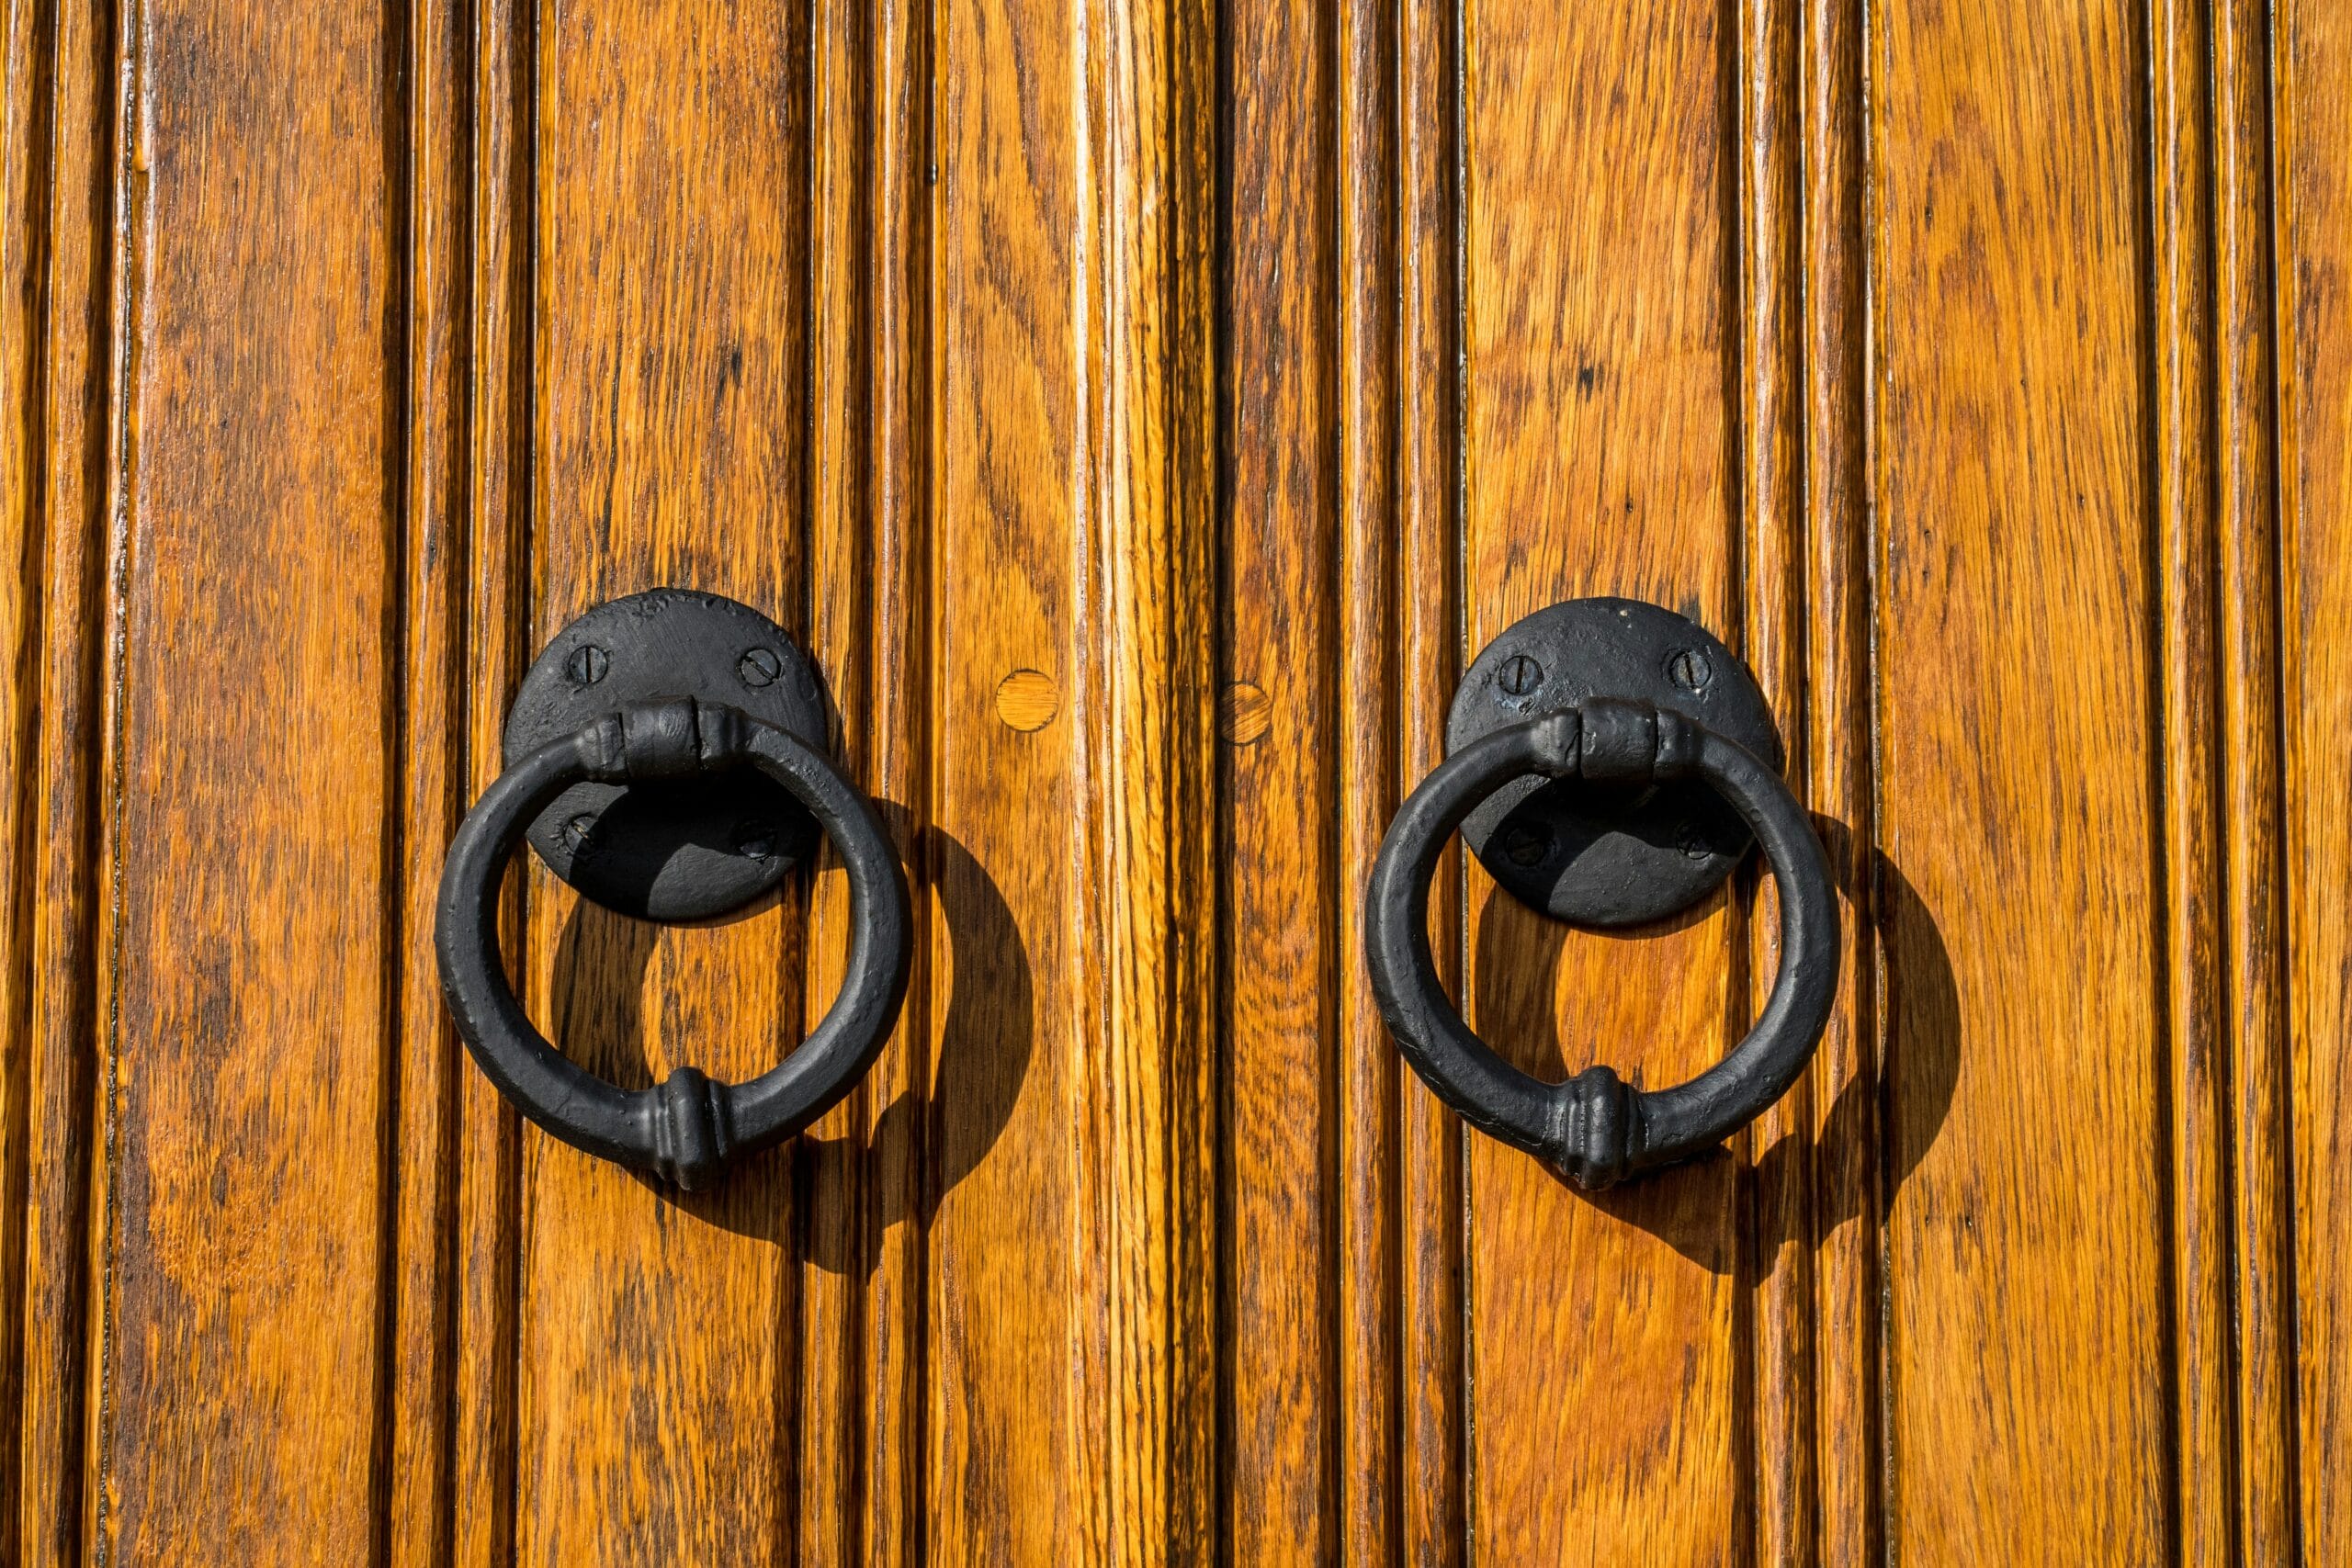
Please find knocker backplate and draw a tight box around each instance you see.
[1449,597,1782,928]
[504,589,829,921]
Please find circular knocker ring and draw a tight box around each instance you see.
[1364,699,1838,1189]
[435,695,912,1190]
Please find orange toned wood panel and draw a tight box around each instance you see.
[1871,0,2168,1554]
[2283,0,2352,1555]
[82,0,402,1559]
[4,0,121,1562]
[924,0,1211,1558]
[1219,0,1339,1557]
[509,3,817,1560]
[1459,0,1745,1556]
[6,0,2350,1559]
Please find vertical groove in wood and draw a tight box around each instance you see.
[1335,0,1400,1555]
[389,0,474,1557]
[2149,0,2233,1556]
[85,0,137,1551]
[14,0,119,1559]
[1396,0,1464,1555]
[1734,0,1811,1551]
[11,0,114,1504]
[2210,0,2298,1554]
[802,0,873,1555]
[0,0,115,1560]
[1218,0,1339,1552]
[452,0,530,1559]
[0,0,52,1545]
[2275,0,2346,1554]
[1796,0,1879,1559]
[853,0,932,1555]
[1170,0,1222,1551]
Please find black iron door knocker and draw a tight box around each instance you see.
[435,589,911,1190]
[1364,597,1838,1188]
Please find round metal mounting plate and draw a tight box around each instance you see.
[1448,597,1781,929]
[503,589,829,922]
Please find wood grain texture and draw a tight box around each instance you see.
[1795,0,1878,1559]
[1220,0,1337,1555]
[1871,0,2168,1554]
[8,0,2346,1559]
[2150,0,2234,1556]
[1461,0,1743,1557]
[514,2,813,1560]
[8,1,119,1562]
[94,0,401,1558]
[1396,1,1465,1558]
[2282,0,2349,1555]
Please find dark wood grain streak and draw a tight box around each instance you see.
[0,0,51,1546]
[2279,0,2350,1553]
[1396,0,1464,1557]
[3,5,118,1563]
[449,0,531,1561]
[1797,0,1878,1558]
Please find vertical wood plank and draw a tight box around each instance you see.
[1219,0,1337,1553]
[1460,1,1742,1556]
[1080,4,1216,1552]
[94,0,402,1557]
[1871,0,2169,1552]
[799,0,877,1554]
[2280,0,2350,1553]
[924,0,1082,1548]
[925,0,1210,1556]
[511,2,813,1561]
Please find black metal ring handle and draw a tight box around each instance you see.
[435,695,911,1190]
[1364,698,1838,1188]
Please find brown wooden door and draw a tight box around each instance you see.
[2,0,2346,1562]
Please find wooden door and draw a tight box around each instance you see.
[2,0,2346,1561]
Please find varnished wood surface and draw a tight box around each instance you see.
[0,0,2345,1561]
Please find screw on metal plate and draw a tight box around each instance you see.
[1448,597,1781,928]
[503,589,830,921]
